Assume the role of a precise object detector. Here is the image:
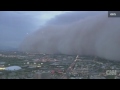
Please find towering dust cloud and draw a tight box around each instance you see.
[19,12,120,61]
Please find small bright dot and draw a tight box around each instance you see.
[37,66,41,67]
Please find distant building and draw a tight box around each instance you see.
[28,64,37,68]
[5,66,21,71]
[41,73,52,79]
[0,65,5,70]
[33,72,41,79]
[90,75,106,79]
[0,72,3,74]
[0,62,5,65]
[70,77,76,79]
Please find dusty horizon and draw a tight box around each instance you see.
[19,12,120,61]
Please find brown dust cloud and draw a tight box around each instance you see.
[19,12,120,61]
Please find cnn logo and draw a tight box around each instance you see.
[106,70,117,75]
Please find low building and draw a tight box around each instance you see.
[0,65,5,70]
[5,66,22,71]
[41,72,52,79]
[28,64,37,68]
[33,72,41,79]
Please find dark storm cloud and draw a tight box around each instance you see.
[20,11,120,61]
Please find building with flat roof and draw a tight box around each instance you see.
[5,66,21,71]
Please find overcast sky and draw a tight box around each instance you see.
[0,11,106,49]
[0,11,70,48]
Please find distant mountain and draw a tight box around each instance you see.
[0,46,18,51]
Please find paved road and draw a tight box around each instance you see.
[66,55,79,73]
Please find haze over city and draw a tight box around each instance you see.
[0,11,120,61]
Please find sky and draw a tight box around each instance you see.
[0,11,70,48]
[0,11,101,49]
